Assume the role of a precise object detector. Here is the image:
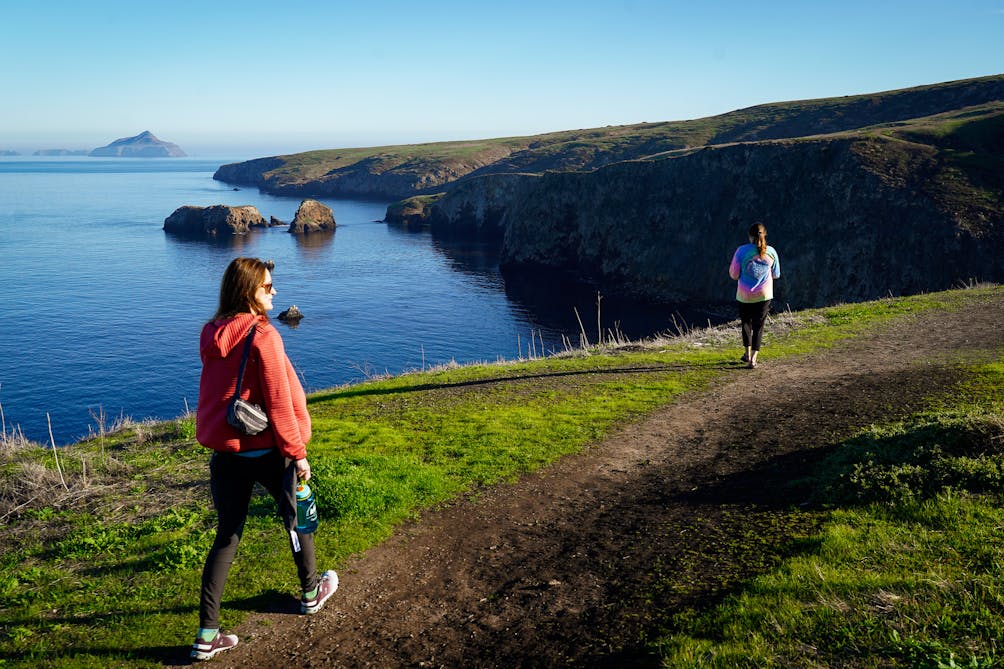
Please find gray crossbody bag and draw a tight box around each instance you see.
[226,324,269,436]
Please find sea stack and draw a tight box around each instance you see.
[289,199,336,234]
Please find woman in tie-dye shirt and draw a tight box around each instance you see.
[729,223,781,368]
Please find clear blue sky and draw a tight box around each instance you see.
[2,0,1002,156]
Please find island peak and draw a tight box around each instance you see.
[90,131,186,158]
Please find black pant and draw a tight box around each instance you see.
[738,299,771,352]
[198,450,318,629]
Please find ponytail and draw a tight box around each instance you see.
[749,223,767,258]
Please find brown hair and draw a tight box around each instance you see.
[748,223,768,258]
[212,257,275,321]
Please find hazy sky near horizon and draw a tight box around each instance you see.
[2,0,1002,156]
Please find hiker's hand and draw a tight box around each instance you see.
[295,458,311,482]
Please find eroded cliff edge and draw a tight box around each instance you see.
[416,106,1004,309]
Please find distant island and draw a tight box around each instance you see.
[0,150,19,156]
[89,131,186,157]
[34,149,89,156]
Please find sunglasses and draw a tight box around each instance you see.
[261,283,273,292]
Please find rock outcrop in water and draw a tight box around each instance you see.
[91,131,186,157]
[163,205,266,236]
[278,305,304,323]
[288,199,336,234]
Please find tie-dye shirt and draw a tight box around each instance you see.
[729,243,781,303]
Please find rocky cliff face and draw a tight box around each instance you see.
[423,173,534,238]
[212,157,286,188]
[425,132,1002,309]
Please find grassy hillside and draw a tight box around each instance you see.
[835,103,1004,237]
[657,375,1004,667]
[1,285,1001,666]
[882,103,1004,219]
[214,74,1004,198]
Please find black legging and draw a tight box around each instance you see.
[738,299,771,352]
[199,449,318,629]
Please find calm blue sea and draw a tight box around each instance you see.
[0,157,696,445]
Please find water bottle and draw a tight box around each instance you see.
[295,481,318,534]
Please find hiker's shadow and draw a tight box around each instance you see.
[228,588,302,616]
[131,590,299,666]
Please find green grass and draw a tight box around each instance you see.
[0,285,999,667]
[650,343,1004,668]
[268,137,535,182]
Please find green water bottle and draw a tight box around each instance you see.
[295,481,318,534]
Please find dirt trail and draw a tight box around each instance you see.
[171,291,1004,668]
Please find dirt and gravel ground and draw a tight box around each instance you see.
[169,290,1003,668]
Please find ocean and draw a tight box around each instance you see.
[0,156,697,445]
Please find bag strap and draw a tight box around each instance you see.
[234,323,257,397]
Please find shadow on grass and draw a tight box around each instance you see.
[309,359,735,404]
[679,406,1004,511]
[0,590,298,666]
[550,366,994,661]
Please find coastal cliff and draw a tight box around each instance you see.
[421,173,533,238]
[213,145,520,200]
[214,74,1004,200]
[214,74,1003,309]
[211,156,287,189]
[415,105,1004,309]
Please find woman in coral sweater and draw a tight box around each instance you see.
[191,257,337,661]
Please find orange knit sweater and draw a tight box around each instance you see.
[196,313,311,460]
